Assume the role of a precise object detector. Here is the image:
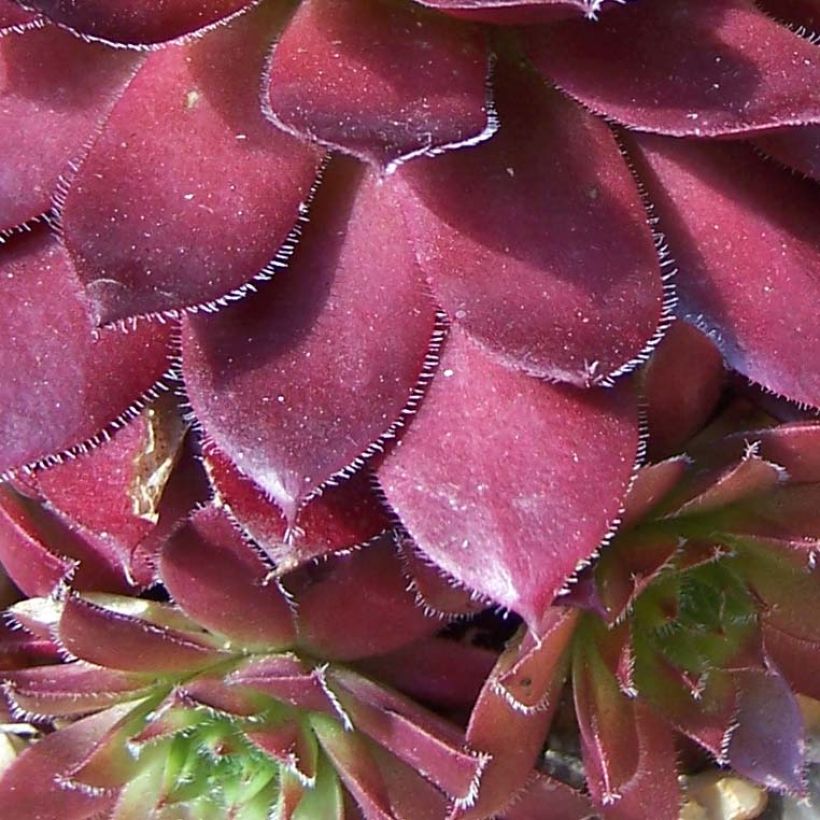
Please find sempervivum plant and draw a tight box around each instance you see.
[0,0,819,817]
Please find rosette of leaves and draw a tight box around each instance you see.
[472,324,820,819]
[0,504,511,819]
[0,0,818,659]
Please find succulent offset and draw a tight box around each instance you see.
[0,0,818,817]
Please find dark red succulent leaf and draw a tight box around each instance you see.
[330,667,487,810]
[246,715,317,785]
[378,326,640,631]
[0,229,174,475]
[14,398,193,590]
[177,674,270,717]
[57,593,226,673]
[0,707,124,819]
[354,638,497,714]
[714,423,820,483]
[60,1,322,324]
[183,157,437,522]
[763,624,820,702]
[0,483,135,595]
[526,0,820,137]
[159,505,297,651]
[726,668,806,794]
[754,126,820,183]
[3,661,149,719]
[204,446,390,572]
[625,134,820,408]
[227,654,344,717]
[642,322,725,460]
[573,628,679,817]
[499,775,594,820]
[413,0,613,25]
[21,0,257,46]
[266,0,491,170]
[0,24,136,231]
[399,539,489,618]
[593,531,682,625]
[392,60,663,388]
[457,611,577,820]
[0,618,58,671]
[619,457,692,530]
[0,0,39,29]
[283,534,443,661]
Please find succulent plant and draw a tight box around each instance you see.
[0,0,818,817]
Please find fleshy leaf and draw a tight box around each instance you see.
[159,506,297,650]
[763,624,820,702]
[754,126,820,183]
[23,0,256,46]
[3,662,148,719]
[412,0,612,25]
[266,0,491,169]
[643,322,725,460]
[625,134,820,408]
[58,594,226,672]
[284,534,441,661]
[0,1,40,29]
[17,399,190,588]
[727,669,806,793]
[620,457,692,530]
[392,61,662,387]
[0,24,136,231]
[355,638,496,712]
[525,0,820,136]
[0,709,122,819]
[205,446,390,572]
[756,0,820,30]
[330,668,486,808]
[378,327,639,630]
[0,228,173,476]
[457,613,577,820]
[60,1,322,323]
[500,775,594,820]
[183,158,437,520]
[0,480,134,596]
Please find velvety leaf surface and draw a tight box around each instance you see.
[15,399,190,588]
[626,134,820,408]
[457,613,577,820]
[0,484,133,595]
[413,0,611,25]
[620,457,691,530]
[643,322,725,460]
[355,638,496,712]
[500,776,594,820]
[205,446,390,571]
[60,1,321,323]
[58,594,226,672]
[0,0,40,30]
[330,668,485,807]
[763,624,820,702]
[266,0,490,169]
[0,709,122,819]
[378,327,639,630]
[727,669,806,793]
[159,505,297,650]
[393,62,662,387]
[0,230,174,475]
[183,159,437,521]
[0,24,136,231]
[754,126,820,182]
[4,662,148,718]
[24,0,256,45]
[284,535,441,661]
[526,0,820,136]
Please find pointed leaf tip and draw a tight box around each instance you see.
[392,60,663,387]
[183,158,437,518]
[378,327,640,629]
